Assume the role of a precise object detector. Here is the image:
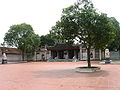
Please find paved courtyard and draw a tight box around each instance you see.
[0,61,120,90]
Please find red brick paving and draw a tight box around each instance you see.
[0,61,120,90]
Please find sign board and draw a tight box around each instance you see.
[105,49,110,58]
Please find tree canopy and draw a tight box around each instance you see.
[40,34,55,47]
[50,0,115,67]
[108,17,120,51]
[4,23,40,60]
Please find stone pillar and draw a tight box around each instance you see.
[74,50,76,58]
[48,51,51,59]
[93,49,95,60]
[34,51,37,61]
[57,51,59,59]
[66,50,69,59]
[63,51,65,59]
[51,51,53,59]
[99,49,102,60]
[45,51,47,60]
[79,46,82,60]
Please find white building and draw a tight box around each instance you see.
[36,44,105,62]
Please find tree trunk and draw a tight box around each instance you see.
[87,46,91,67]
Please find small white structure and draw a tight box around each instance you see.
[3,53,7,60]
[105,49,110,58]
[2,53,7,64]
[36,47,51,61]
[0,47,22,62]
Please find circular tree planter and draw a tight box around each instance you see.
[75,66,101,72]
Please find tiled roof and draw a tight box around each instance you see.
[47,43,79,50]
[0,47,21,54]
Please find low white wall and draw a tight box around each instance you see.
[7,54,22,62]
[110,51,120,60]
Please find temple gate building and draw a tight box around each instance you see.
[40,43,105,61]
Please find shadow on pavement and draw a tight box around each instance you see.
[33,69,109,78]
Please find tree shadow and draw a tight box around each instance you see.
[33,69,109,78]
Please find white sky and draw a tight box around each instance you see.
[0,0,120,44]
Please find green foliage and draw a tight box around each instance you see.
[50,21,65,43]
[4,23,40,54]
[50,0,115,49]
[108,17,120,51]
[40,34,55,46]
[50,0,116,67]
[50,16,78,44]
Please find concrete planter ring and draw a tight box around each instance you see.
[75,66,101,72]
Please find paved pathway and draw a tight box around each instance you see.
[0,61,120,90]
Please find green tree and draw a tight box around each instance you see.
[4,23,40,61]
[50,18,78,45]
[40,34,55,46]
[50,21,67,43]
[50,0,115,67]
[108,17,120,51]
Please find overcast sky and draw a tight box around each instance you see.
[0,0,120,44]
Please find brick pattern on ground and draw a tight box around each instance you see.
[0,61,120,90]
